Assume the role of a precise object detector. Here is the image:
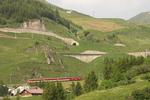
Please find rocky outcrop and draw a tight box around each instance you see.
[43,46,55,65]
[114,43,126,47]
[21,19,46,31]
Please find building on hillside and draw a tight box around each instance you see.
[9,85,30,96]
[66,10,72,14]
[20,87,43,97]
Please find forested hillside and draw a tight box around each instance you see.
[0,0,81,32]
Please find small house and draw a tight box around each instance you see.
[20,87,43,97]
[9,85,30,96]
[66,10,72,14]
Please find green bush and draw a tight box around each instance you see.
[0,17,6,25]
[84,71,98,92]
[131,87,150,100]
[73,82,83,96]
[102,56,149,89]
[141,73,150,81]
[100,80,116,89]
[0,85,8,97]
[43,82,67,100]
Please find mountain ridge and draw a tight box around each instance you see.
[129,11,150,25]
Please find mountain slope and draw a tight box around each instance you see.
[60,10,126,32]
[129,12,150,25]
[0,0,150,84]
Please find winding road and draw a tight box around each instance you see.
[0,28,79,46]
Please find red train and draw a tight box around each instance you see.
[27,77,82,84]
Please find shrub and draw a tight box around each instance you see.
[74,82,83,96]
[84,71,98,92]
[136,66,150,74]
[0,85,8,97]
[131,87,150,100]
[43,82,66,100]
[100,80,116,89]
[141,73,150,81]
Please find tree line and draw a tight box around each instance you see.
[101,55,150,89]
[41,71,98,100]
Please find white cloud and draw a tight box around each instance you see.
[49,0,150,19]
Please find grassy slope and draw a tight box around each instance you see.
[1,17,150,83]
[43,18,73,38]
[0,31,107,83]
[1,23,150,84]
[0,3,150,100]
[11,96,42,100]
[129,12,150,25]
[60,11,126,32]
[75,80,150,100]
[0,32,67,83]
[0,1,150,85]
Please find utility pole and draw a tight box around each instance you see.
[15,33,17,39]
[9,74,12,83]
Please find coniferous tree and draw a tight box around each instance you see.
[71,82,76,95]
[84,71,98,92]
[0,85,8,97]
[56,82,66,100]
[43,82,66,100]
[43,83,57,100]
[74,82,83,96]
[103,58,113,80]
[103,65,113,80]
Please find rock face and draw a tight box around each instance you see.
[114,43,126,47]
[21,19,46,31]
[42,45,55,65]
[44,50,54,65]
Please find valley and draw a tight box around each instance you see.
[0,0,150,100]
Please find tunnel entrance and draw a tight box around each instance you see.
[71,42,79,46]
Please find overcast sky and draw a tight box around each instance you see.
[48,0,150,19]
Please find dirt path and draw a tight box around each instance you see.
[128,51,150,57]
[0,33,32,40]
[0,28,79,46]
